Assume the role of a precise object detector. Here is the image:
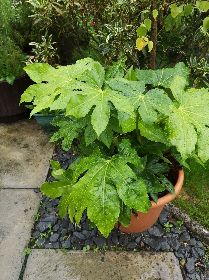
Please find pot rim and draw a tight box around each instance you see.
[34,113,65,117]
[0,75,27,85]
[150,169,184,209]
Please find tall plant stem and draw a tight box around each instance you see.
[136,111,143,145]
[149,0,158,69]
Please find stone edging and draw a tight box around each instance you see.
[166,204,209,245]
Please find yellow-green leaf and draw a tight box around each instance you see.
[196,1,209,12]
[144,19,152,31]
[203,16,209,32]
[170,4,184,18]
[153,9,158,20]
[136,37,149,51]
[148,40,154,52]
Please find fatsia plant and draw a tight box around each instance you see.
[21,58,209,237]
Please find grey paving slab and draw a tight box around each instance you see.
[23,250,183,280]
[0,119,54,188]
[0,189,40,280]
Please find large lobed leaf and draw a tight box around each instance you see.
[108,73,209,162]
[135,62,189,88]
[21,58,134,137]
[168,78,209,161]
[50,117,86,151]
[41,140,151,237]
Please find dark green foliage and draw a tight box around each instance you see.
[0,0,31,83]
[25,0,209,78]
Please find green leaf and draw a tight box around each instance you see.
[118,204,131,227]
[22,58,104,112]
[135,62,189,88]
[148,40,154,52]
[144,19,152,31]
[21,83,60,115]
[140,142,168,157]
[172,87,209,129]
[21,58,135,136]
[116,175,151,212]
[68,181,88,223]
[6,75,15,85]
[197,128,209,163]
[196,1,209,12]
[50,160,61,170]
[69,153,100,182]
[66,88,133,136]
[107,78,146,109]
[170,4,184,18]
[84,123,97,146]
[51,168,71,181]
[118,112,136,133]
[136,37,149,51]
[58,192,72,218]
[49,141,150,237]
[203,17,209,32]
[137,25,147,37]
[118,139,144,169]
[167,108,198,160]
[41,181,69,199]
[87,183,120,237]
[138,89,172,123]
[153,9,158,20]
[164,14,175,31]
[84,119,114,147]
[99,125,113,148]
[138,121,169,145]
[105,57,126,79]
[24,63,55,83]
[50,117,85,151]
[144,176,166,202]
[159,175,174,193]
[142,157,172,202]
[125,66,138,81]
[109,157,150,212]
[184,4,193,16]
[170,76,188,103]
[146,157,170,175]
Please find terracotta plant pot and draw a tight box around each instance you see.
[0,76,31,122]
[119,169,184,233]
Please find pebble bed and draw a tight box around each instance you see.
[31,147,209,280]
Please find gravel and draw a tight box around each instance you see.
[30,146,209,280]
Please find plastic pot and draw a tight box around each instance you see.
[119,169,184,233]
[34,114,56,135]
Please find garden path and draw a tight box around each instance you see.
[0,120,53,280]
[23,250,183,280]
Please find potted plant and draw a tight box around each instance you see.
[21,58,209,237]
[0,0,31,121]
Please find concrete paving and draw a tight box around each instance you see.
[0,119,54,188]
[23,250,183,280]
[0,189,40,280]
[0,120,184,280]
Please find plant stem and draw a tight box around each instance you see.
[149,0,158,69]
[136,111,143,145]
